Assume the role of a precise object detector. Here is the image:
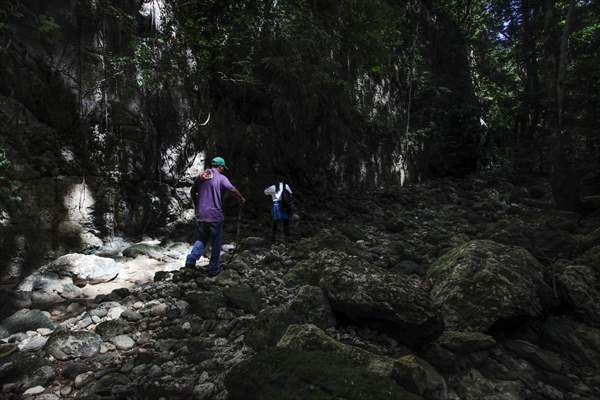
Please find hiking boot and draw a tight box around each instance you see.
[184,262,195,269]
[207,269,221,278]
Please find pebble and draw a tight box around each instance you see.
[182,322,192,331]
[20,336,48,352]
[60,385,72,396]
[37,328,53,336]
[107,306,125,319]
[134,301,144,309]
[91,315,102,324]
[151,304,169,316]
[36,395,59,400]
[110,334,135,350]
[23,386,45,395]
[193,383,215,400]
[121,309,143,321]
[77,316,93,329]
[74,372,93,389]
[99,342,116,354]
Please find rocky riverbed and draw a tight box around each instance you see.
[1,172,600,399]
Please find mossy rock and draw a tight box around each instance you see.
[435,330,496,354]
[277,324,394,377]
[225,348,423,400]
[284,249,351,287]
[427,240,554,332]
[122,243,162,259]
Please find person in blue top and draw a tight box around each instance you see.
[186,157,246,276]
[264,177,293,242]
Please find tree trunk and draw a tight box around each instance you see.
[550,0,580,211]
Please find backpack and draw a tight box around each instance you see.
[279,182,294,214]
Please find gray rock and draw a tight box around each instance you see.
[110,334,135,350]
[45,331,103,360]
[20,336,48,352]
[427,240,555,331]
[0,309,55,335]
[121,309,143,321]
[150,303,169,316]
[60,385,72,396]
[74,371,93,388]
[95,319,129,338]
[193,383,215,400]
[23,385,45,395]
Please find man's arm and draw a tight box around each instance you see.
[230,188,246,205]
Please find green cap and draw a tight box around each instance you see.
[211,156,227,169]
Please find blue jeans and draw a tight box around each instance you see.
[186,220,224,273]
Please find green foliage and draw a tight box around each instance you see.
[37,15,61,35]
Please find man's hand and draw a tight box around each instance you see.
[231,189,246,206]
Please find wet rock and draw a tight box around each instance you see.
[559,265,600,327]
[427,240,554,331]
[0,309,55,335]
[45,331,102,360]
[320,254,442,346]
[95,318,129,338]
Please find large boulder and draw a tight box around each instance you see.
[17,254,124,306]
[319,255,443,346]
[427,240,554,332]
[34,253,122,280]
[558,265,600,327]
[245,285,336,350]
[278,324,447,399]
[45,330,103,360]
[225,348,423,400]
[0,309,55,337]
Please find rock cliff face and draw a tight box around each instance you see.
[1,172,600,399]
[0,1,200,281]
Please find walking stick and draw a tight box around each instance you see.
[235,204,242,246]
[225,204,243,268]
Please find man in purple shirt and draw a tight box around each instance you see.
[185,157,246,276]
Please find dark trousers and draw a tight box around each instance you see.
[186,220,223,272]
[272,219,290,240]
